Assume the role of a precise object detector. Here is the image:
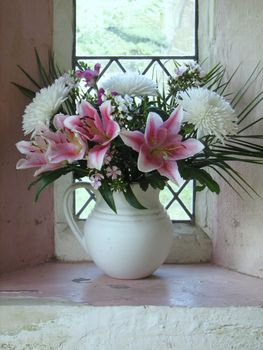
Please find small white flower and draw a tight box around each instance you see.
[175,66,187,77]
[175,61,204,78]
[106,166,122,180]
[90,173,104,190]
[118,106,128,113]
[124,95,133,105]
[101,73,157,96]
[104,153,113,165]
[22,79,71,135]
[179,87,237,142]
[114,96,127,113]
[57,73,77,88]
[114,95,125,104]
[187,61,202,72]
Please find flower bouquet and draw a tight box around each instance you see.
[15,54,263,212]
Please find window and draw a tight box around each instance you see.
[73,0,198,222]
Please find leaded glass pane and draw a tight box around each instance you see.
[76,0,196,57]
[74,0,197,222]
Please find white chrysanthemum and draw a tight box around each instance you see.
[101,73,157,96]
[22,79,71,135]
[179,87,237,142]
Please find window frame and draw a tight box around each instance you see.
[53,0,208,262]
[72,0,199,224]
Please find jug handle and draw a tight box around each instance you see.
[63,182,94,245]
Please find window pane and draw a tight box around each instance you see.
[74,0,197,222]
[75,178,96,219]
[159,181,193,221]
[76,0,196,56]
[75,178,194,222]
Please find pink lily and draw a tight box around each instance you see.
[16,138,65,176]
[37,122,87,164]
[16,119,87,175]
[53,113,69,130]
[120,107,204,185]
[64,100,120,170]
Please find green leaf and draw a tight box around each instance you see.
[195,184,206,192]
[139,180,149,192]
[226,138,263,151]
[181,168,220,194]
[28,166,73,200]
[17,64,41,89]
[231,63,263,107]
[145,172,166,190]
[99,184,117,213]
[11,82,35,99]
[217,162,261,198]
[209,165,242,198]
[181,123,195,135]
[216,64,240,95]
[33,171,66,201]
[123,185,146,210]
[238,116,263,133]
[237,93,263,124]
[48,50,60,79]
[34,48,51,86]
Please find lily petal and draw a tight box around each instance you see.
[171,138,204,161]
[145,112,163,147]
[100,100,112,122]
[162,106,183,134]
[34,162,65,176]
[78,101,104,131]
[47,142,83,163]
[16,153,46,169]
[64,115,91,140]
[53,113,68,129]
[120,130,144,152]
[78,100,97,118]
[46,134,86,163]
[88,144,110,170]
[16,141,37,154]
[138,143,163,172]
[105,121,120,142]
[158,161,184,186]
[42,128,68,144]
[155,127,168,146]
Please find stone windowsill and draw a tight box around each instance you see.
[1,262,263,307]
[1,262,263,349]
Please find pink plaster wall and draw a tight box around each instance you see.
[0,0,54,274]
[199,0,263,278]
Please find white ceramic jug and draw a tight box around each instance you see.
[63,183,173,279]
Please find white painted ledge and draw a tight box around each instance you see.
[1,263,263,349]
[1,303,263,350]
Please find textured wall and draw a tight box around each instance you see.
[1,304,263,349]
[0,0,54,274]
[198,0,263,278]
